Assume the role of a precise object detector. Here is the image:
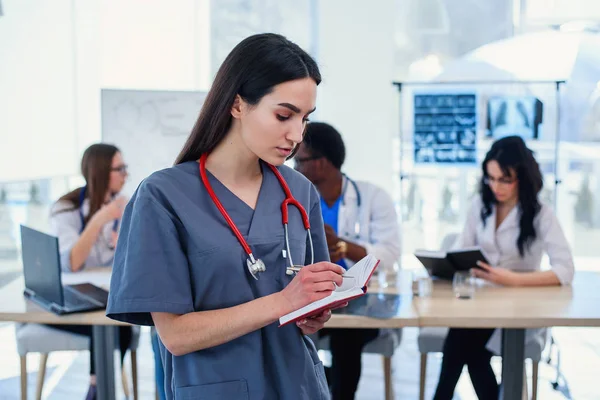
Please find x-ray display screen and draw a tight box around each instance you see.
[486,96,543,140]
[413,93,478,165]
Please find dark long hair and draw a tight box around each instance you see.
[480,136,543,257]
[55,143,120,223]
[175,33,321,164]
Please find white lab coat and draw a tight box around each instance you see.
[336,176,401,273]
[454,196,575,354]
[49,199,117,272]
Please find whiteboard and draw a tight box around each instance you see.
[101,89,207,196]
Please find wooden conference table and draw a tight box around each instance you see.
[327,270,600,400]
[1,268,600,400]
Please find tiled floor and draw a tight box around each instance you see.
[0,319,598,399]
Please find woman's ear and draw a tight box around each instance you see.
[231,94,244,119]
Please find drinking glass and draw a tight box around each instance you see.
[453,271,475,299]
[412,270,432,297]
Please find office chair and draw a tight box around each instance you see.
[16,323,140,400]
[311,328,402,400]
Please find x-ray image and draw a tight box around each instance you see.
[413,93,478,165]
[486,96,543,140]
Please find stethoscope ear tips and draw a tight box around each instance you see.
[285,265,302,276]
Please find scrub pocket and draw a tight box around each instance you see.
[287,236,307,266]
[313,361,330,400]
[175,379,249,399]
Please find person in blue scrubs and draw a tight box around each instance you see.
[295,123,401,400]
[106,33,346,400]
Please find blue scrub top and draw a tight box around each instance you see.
[106,161,330,400]
[320,197,347,270]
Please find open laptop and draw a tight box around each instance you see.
[20,225,108,315]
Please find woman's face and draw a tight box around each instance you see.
[108,152,128,194]
[235,77,317,166]
[485,160,518,204]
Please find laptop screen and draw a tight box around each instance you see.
[20,225,64,306]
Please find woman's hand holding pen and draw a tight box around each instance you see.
[281,262,346,335]
[279,262,344,314]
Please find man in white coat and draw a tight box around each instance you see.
[295,122,401,400]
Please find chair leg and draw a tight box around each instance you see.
[522,364,529,400]
[383,356,394,400]
[20,355,27,400]
[419,353,427,400]
[131,350,139,400]
[121,366,130,398]
[36,353,49,400]
[552,342,562,389]
[531,361,539,400]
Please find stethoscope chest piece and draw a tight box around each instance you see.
[247,256,266,280]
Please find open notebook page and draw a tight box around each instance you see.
[279,254,379,326]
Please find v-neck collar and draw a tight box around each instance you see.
[203,161,279,240]
[203,161,268,212]
[247,162,285,240]
[493,203,519,233]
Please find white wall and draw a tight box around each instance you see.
[2,0,397,191]
[526,0,600,22]
[0,0,211,181]
[0,0,77,181]
[77,0,210,155]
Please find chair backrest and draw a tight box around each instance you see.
[440,233,459,251]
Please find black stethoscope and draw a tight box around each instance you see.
[78,186,119,249]
[340,174,362,239]
[199,154,315,280]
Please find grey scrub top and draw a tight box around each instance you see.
[107,161,330,400]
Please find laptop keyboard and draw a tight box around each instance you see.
[63,287,95,308]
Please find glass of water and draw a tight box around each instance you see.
[411,270,432,297]
[377,268,389,288]
[453,271,475,299]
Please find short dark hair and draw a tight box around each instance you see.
[303,122,346,170]
[175,33,321,164]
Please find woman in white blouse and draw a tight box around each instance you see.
[48,143,131,400]
[433,136,574,400]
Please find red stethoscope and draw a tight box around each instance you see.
[199,153,315,280]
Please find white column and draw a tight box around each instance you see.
[316,0,397,194]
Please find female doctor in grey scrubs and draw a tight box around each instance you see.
[106,33,345,400]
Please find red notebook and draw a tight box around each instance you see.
[279,254,380,327]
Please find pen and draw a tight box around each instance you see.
[287,266,354,278]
